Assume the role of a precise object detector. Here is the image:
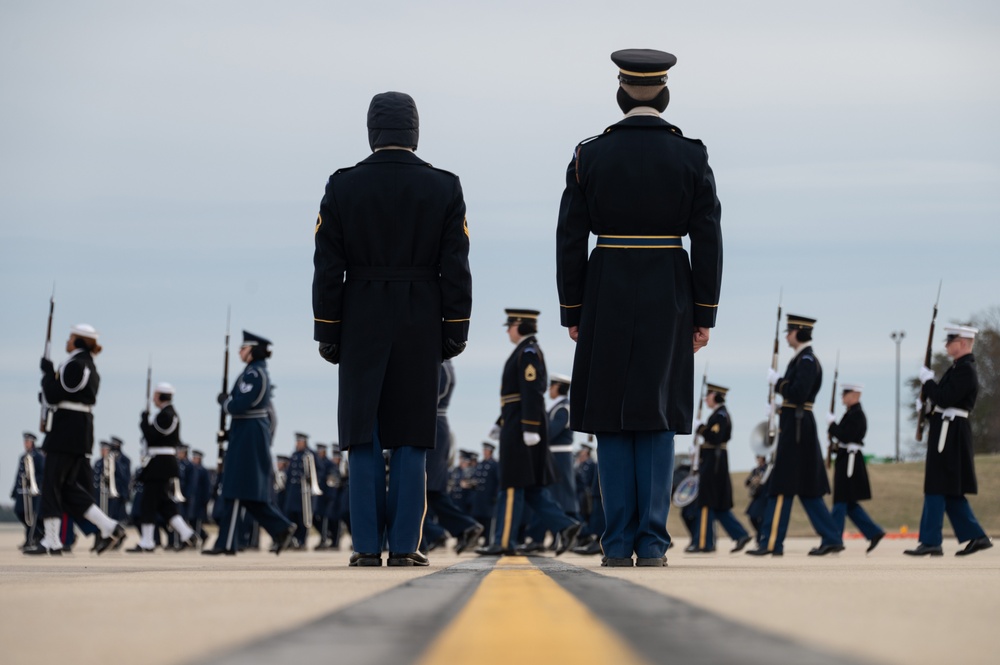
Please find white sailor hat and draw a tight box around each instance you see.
[841,383,863,393]
[70,323,99,340]
[155,382,175,395]
[944,325,978,341]
[550,373,572,385]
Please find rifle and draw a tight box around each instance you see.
[915,281,942,442]
[692,363,709,473]
[217,307,231,474]
[826,351,839,470]
[39,285,55,432]
[766,290,783,445]
[145,356,152,415]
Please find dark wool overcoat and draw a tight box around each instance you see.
[556,115,722,434]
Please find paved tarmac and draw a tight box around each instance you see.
[1,525,997,665]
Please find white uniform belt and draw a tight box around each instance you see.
[837,443,864,452]
[146,447,177,456]
[933,407,969,454]
[933,407,969,420]
[56,401,93,413]
[549,444,574,453]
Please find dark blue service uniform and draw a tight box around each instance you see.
[214,358,292,553]
[556,115,722,562]
[757,345,842,554]
[492,336,576,551]
[693,405,750,551]
[284,447,317,546]
[12,448,44,546]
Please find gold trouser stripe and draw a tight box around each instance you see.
[500,488,515,550]
[415,557,649,665]
[767,495,784,552]
[699,506,709,550]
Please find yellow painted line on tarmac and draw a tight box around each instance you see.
[415,557,651,665]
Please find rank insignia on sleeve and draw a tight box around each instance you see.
[463,217,470,239]
[711,424,721,433]
[525,365,537,382]
[315,213,322,234]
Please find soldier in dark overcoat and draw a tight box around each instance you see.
[470,442,499,544]
[827,383,885,553]
[129,383,197,552]
[185,449,211,542]
[312,92,472,568]
[556,49,723,567]
[204,331,294,556]
[27,324,125,555]
[425,360,483,553]
[11,432,44,548]
[284,432,317,549]
[312,444,335,549]
[478,310,579,556]
[748,315,843,557]
[689,385,751,553]
[907,325,992,556]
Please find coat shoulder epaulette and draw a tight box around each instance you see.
[425,163,461,179]
[331,165,358,178]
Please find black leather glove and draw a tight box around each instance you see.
[318,342,340,365]
[40,357,54,374]
[217,392,228,405]
[140,411,149,426]
[442,338,467,360]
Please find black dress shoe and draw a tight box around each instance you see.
[636,556,667,567]
[866,532,886,554]
[555,522,582,556]
[517,540,546,554]
[745,547,782,557]
[201,548,236,556]
[426,533,448,553]
[348,552,382,567]
[684,544,700,553]
[731,535,753,553]
[388,551,430,567]
[126,545,156,553]
[95,524,127,555]
[572,539,603,556]
[808,543,845,556]
[454,524,484,555]
[314,542,331,551]
[601,556,633,567]
[475,544,507,556]
[903,543,943,556]
[272,524,297,556]
[955,536,993,557]
[23,544,62,556]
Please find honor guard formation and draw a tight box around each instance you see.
[14,48,991,568]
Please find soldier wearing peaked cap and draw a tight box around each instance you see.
[471,442,499,543]
[11,432,44,549]
[690,384,752,553]
[205,331,295,556]
[546,374,578,518]
[556,49,723,567]
[906,325,993,556]
[748,315,844,556]
[478,310,580,556]
[184,448,212,543]
[129,382,197,552]
[28,324,126,555]
[313,91,473,568]
[284,432,317,549]
[826,383,886,553]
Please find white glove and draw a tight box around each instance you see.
[915,398,924,414]
[919,366,935,384]
[767,368,781,386]
[826,412,837,425]
[693,419,704,431]
[764,402,776,419]
[488,424,501,441]
[523,432,541,446]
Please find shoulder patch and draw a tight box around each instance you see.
[525,365,537,382]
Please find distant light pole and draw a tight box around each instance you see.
[890,330,906,462]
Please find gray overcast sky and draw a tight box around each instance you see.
[2,1,999,489]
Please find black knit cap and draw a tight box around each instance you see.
[367,91,419,151]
